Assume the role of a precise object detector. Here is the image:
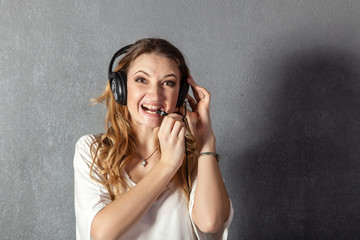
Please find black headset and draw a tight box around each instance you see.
[108,44,189,107]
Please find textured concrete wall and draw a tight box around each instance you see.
[1,1,360,239]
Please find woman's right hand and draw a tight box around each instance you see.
[89,115,187,240]
[157,113,186,171]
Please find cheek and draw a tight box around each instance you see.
[165,88,180,109]
[126,85,142,107]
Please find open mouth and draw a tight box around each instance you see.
[141,104,162,114]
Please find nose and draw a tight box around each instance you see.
[147,84,164,102]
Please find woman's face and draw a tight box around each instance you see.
[126,53,181,128]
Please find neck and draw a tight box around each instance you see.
[133,123,160,155]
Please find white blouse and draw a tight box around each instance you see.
[74,135,233,240]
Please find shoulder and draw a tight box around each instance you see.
[75,134,101,156]
[76,134,96,149]
[73,134,108,183]
[74,134,97,169]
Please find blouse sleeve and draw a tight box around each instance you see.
[188,177,234,240]
[73,135,112,240]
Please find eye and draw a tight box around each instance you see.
[135,77,147,83]
[163,80,176,87]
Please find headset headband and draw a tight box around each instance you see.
[108,44,133,80]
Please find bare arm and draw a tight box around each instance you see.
[91,161,178,240]
[192,136,231,233]
[186,76,231,233]
[91,115,186,240]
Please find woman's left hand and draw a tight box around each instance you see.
[185,77,231,232]
[185,76,216,152]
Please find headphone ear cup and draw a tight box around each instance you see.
[117,70,127,105]
[176,77,189,107]
[109,70,127,105]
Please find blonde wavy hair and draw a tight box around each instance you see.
[90,38,198,201]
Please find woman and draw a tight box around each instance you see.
[74,38,233,240]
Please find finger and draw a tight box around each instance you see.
[187,76,209,102]
[187,77,201,102]
[171,120,184,137]
[198,87,211,106]
[190,83,211,106]
[186,94,197,112]
[193,83,210,101]
[188,75,205,101]
[178,125,186,139]
[163,114,186,134]
[158,115,168,133]
[160,116,176,135]
[167,113,183,122]
[187,76,199,101]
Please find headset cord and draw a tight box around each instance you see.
[183,103,190,194]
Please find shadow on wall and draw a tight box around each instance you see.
[232,47,360,240]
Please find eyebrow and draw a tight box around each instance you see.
[163,73,178,80]
[134,70,150,77]
[134,70,178,81]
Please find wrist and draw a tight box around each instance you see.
[199,134,216,153]
[199,152,220,162]
[158,157,182,174]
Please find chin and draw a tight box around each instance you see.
[133,118,162,129]
[131,111,163,128]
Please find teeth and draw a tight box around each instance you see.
[142,104,161,110]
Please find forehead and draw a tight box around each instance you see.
[128,53,180,76]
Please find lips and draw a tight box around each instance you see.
[141,104,163,114]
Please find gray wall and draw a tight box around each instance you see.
[1,0,360,239]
